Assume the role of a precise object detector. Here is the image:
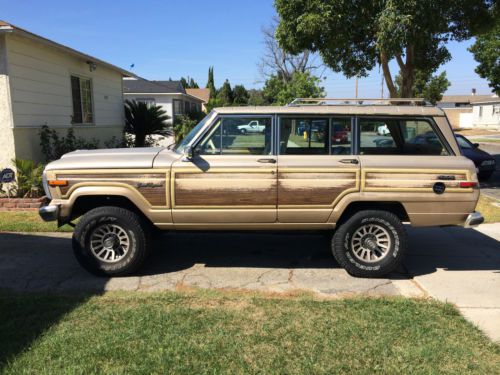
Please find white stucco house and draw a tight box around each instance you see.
[0,20,134,169]
[471,98,500,129]
[123,78,204,124]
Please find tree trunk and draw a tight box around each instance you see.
[135,133,146,148]
[380,52,397,98]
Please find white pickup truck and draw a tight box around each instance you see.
[237,120,266,134]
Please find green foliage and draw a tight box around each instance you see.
[180,76,199,89]
[248,89,266,106]
[217,79,234,106]
[395,71,451,104]
[12,158,44,198]
[206,66,217,98]
[263,71,325,105]
[232,85,249,105]
[172,109,205,144]
[469,21,500,95]
[275,0,496,97]
[124,100,171,147]
[39,125,106,162]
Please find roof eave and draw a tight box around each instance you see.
[5,22,136,78]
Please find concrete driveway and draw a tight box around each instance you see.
[0,224,499,340]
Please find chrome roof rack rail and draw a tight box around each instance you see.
[288,98,432,107]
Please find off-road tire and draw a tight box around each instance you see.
[332,210,407,278]
[72,206,150,277]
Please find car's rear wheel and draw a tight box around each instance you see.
[72,206,150,277]
[332,210,407,277]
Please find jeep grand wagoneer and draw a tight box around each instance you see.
[40,98,483,278]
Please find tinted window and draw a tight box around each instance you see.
[331,118,352,155]
[196,117,272,155]
[280,118,329,155]
[360,119,449,156]
[456,135,472,149]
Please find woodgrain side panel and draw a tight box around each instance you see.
[278,171,358,206]
[56,173,168,206]
[363,170,471,192]
[174,172,276,207]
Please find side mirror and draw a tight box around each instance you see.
[183,145,195,161]
[473,143,480,149]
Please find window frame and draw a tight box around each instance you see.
[277,115,354,156]
[70,74,94,125]
[355,116,455,156]
[193,114,275,156]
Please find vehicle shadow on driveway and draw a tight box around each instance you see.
[405,226,500,277]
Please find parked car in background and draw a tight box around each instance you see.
[238,120,265,134]
[332,124,350,144]
[455,134,496,180]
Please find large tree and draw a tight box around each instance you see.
[217,79,234,106]
[259,16,321,83]
[395,71,450,104]
[275,0,495,98]
[233,84,250,105]
[263,71,325,105]
[206,66,217,98]
[469,20,500,95]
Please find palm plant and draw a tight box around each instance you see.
[124,100,171,147]
[13,158,44,198]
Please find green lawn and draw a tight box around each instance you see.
[0,211,73,232]
[0,291,498,374]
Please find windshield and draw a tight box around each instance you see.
[455,135,472,149]
[174,112,214,153]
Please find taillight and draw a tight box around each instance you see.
[459,181,477,188]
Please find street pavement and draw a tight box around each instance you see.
[0,224,498,340]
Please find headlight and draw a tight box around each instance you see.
[42,170,52,199]
[481,160,495,166]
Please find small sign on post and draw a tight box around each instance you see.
[0,168,16,198]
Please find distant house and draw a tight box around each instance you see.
[186,88,210,112]
[123,78,204,124]
[438,93,498,129]
[471,98,500,129]
[0,20,133,168]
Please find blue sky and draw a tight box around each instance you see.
[1,0,493,97]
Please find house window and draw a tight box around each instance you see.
[173,100,184,117]
[136,98,156,107]
[71,75,93,124]
[479,106,483,117]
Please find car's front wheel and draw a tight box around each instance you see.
[240,128,247,135]
[72,206,150,277]
[332,210,407,277]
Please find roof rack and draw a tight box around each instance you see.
[288,98,432,107]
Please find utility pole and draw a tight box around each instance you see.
[381,75,384,98]
[355,76,359,98]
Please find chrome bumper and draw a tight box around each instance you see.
[39,204,59,222]
[464,211,484,228]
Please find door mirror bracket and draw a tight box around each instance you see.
[182,145,195,161]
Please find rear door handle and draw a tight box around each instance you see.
[339,159,359,164]
[257,158,277,164]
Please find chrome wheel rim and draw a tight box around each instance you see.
[350,224,392,263]
[90,224,130,263]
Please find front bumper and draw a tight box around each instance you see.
[39,204,59,222]
[464,211,484,228]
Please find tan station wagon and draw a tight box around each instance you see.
[39,98,484,278]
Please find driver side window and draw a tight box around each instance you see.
[196,117,272,155]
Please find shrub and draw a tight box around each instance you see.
[12,158,44,198]
[39,125,124,162]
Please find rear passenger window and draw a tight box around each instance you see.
[279,117,352,155]
[359,119,449,156]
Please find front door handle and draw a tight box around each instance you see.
[257,158,277,164]
[339,159,359,164]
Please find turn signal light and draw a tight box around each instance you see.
[459,181,477,188]
[48,180,68,187]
